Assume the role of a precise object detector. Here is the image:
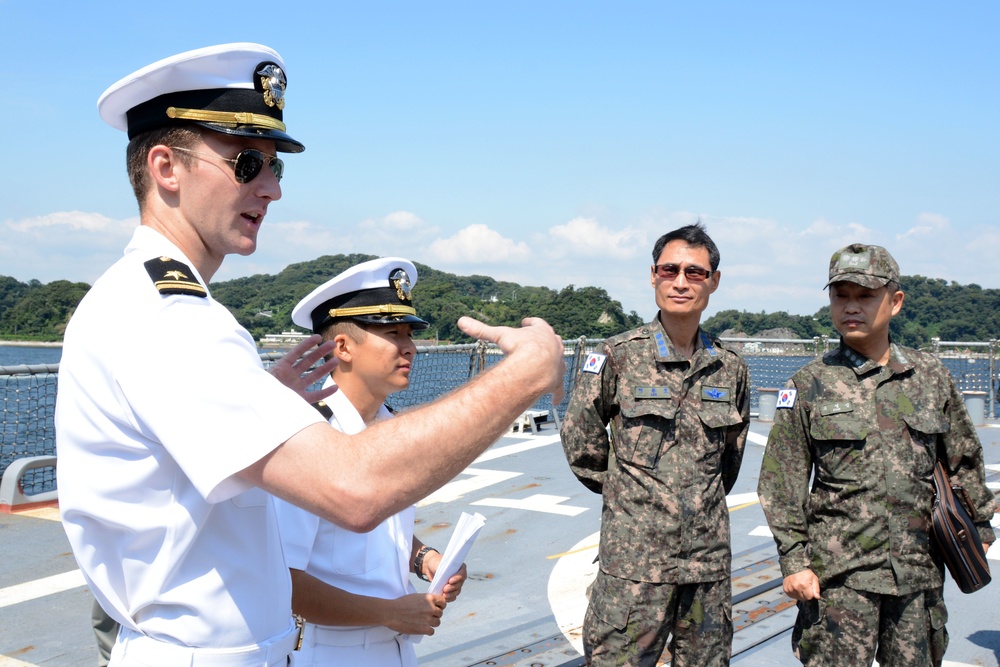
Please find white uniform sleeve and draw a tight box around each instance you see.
[274,497,322,570]
[115,297,323,503]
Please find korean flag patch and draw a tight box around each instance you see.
[776,388,797,409]
[582,353,607,374]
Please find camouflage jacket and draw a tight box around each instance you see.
[758,341,996,595]
[561,317,750,584]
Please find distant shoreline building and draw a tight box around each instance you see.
[258,330,311,348]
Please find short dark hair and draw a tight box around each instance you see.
[652,223,720,271]
[318,320,368,364]
[320,320,368,345]
[125,125,201,211]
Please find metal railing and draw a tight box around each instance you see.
[2,337,998,498]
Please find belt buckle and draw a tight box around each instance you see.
[293,614,304,651]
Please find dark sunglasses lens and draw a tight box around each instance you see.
[656,265,679,280]
[233,150,265,184]
[656,264,709,281]
[269,157,284,181]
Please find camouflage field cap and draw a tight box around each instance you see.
[825,243,900,289]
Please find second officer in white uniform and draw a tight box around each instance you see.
[275,257,468,666]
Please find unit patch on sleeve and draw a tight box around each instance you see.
[776,389,798,409]
[582,353,607,374]
[144,257,207,298]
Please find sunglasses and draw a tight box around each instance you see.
[170,147,284,183]
[653,263,713,282]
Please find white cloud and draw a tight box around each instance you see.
[264,220,338,247]
[544,217,645,260]
[893,217,999,288]
[5,211,136,237]
[424,224,532,264]
[896,212,950,241]
[801,218,875,242]
[347,211,442,257]
[1,211,138,284]
[4,206,995,330]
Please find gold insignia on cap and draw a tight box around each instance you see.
[327,304,417,319]
[391,268,412,302]
[257,63,286,110]
[165,107,287,132]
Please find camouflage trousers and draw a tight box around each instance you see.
[792,585,948,667]
[583,570,732,667]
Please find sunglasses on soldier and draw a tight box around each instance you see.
[653,263,713,282]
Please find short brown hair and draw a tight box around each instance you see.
[125,126,201,211]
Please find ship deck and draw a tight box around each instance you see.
[2,418,999,666]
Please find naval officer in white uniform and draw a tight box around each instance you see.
[56,42,565,667]
[275,257,467,666]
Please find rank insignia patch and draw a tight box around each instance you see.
[311,400,334,420]
[776,389,797,409]
[144,257,207,298]
[582,353,607,374]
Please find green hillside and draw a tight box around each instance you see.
[0,256,643,343]
[701,275,1000,348]
[1,265,997,347]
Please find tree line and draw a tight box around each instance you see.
[1,263,998,348]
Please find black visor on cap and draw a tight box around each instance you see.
[125,88,304,153]
[311,286,428,332]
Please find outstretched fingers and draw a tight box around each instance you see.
[269,334,338,403]
[457,316,565,403]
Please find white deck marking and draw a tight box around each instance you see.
[547,531,599,656]
[417,468,521,506]
[473,434,561,463]
[472,493,588,516]
[0,656,37,666]
[750,525,774,537]
[747,431,768,447]
[0,569,85,609]
[726,492,759,508]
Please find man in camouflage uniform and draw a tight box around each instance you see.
[561,223,750,667]
[757,243,996,667]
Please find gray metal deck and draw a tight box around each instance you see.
[2,419,999,666]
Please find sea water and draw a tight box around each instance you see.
[0,345,62,367]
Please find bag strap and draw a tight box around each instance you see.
[933,455,977,518]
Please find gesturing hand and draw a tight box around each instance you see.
[457,316,566,405]
[269,334,338,404]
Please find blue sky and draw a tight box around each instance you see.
[2,1,998,320]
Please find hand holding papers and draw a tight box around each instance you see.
[428,511,486,595]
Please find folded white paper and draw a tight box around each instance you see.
[428,511,486,595]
